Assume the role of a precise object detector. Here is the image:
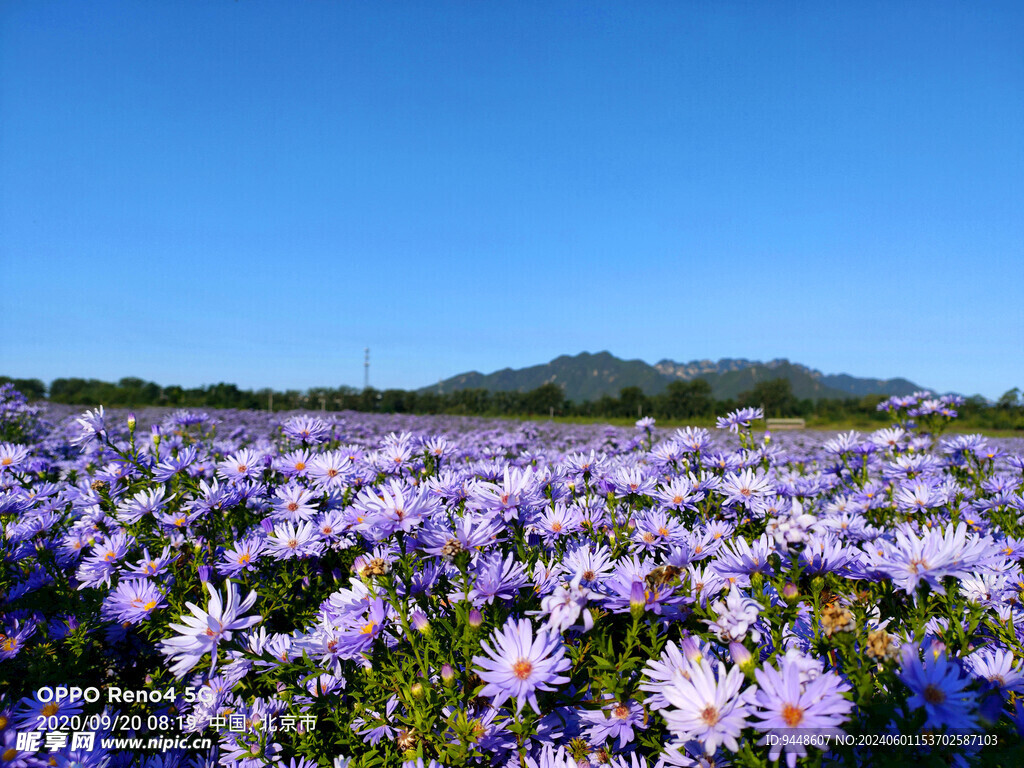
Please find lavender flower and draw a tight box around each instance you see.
[158,580,261,678]
[707,589,763,643]
[472,617,570,714]
[579,698,646,749]
[660,658,755,753]
[752,655,853,767]
[899,645,979,732]
[101,578,166,624]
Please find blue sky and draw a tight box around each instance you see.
[2,1,1022,399]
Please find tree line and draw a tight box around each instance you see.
[2,375,1022,429]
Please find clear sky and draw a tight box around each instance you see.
[2,1,1022,399]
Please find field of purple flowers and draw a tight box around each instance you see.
[2,382,1023,768]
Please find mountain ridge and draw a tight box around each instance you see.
[420,351,923,402]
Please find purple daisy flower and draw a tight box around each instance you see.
[0,620,36,660]
[466,552,529,605]
[124,546,176,579]
[707,589,763,643]
[579,697,646,749]
[216,447,265,483]
[469,466,545,522]
[417,512,504,558]
[101,578,166,624]
[716,407,763,433]
[158,580,261,678]
[964,647,1024,695]
[114,486,167,524]
[281,415,331,445]
[660,658,755,753]
[523,745,577,768]
[473,617,571,714]
[265,521,324,560]
[271,483,318,522]
[719,468,773,508]
[306,449,354,490]
[218,536,265,577]
[899,645,979,732]
[15,691,84,730]
[753,654,853,768]
[70,406,107,448]
[75,531,134,589]
[273,447,314,477]
[351,479,436,540]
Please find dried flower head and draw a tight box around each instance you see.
[866,629,898,661]
[364,558,390,577]
[440,538,464,558]
[821,602,855,637]
[396,728,417,750]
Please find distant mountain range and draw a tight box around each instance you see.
[420,351,922,402]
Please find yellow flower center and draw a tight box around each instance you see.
[782,704,804,727]
[513,659,533,679]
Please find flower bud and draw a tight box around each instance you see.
[781,583,800,602]
[927,640,946,660]
[629,581,647,618]
[411,610,430,635]
[441,663,455,685]
[198,566,212,584]
[680,636,703,664]
[468,608,483,628]
[410,682,424,699]
[729,641,754,670]
[127,413,136,432]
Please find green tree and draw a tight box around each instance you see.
[664,379,713,418]
[618,386,649,418]
[998,388,1020,409]
[741,378,797,418]
[526,383,565,415]
[0,377,46,400]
